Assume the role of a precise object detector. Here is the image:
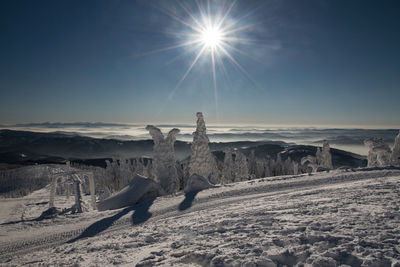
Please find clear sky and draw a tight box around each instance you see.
[0,0,399,127]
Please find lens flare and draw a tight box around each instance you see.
[144,0,262,118]
[201,27,222,48]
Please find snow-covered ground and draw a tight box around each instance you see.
[1,168,400,266]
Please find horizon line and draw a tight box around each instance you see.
[0,121,399,130]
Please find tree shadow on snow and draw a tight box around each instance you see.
[68,198,155,243]
[178,190,200,211]
[0,218,34,225]
[131,198,155,225]
[67,206,134,243]
[0,207,61,225]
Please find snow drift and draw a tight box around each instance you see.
[97,174,163,211]
[184,174,215,193]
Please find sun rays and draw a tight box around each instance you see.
[144,0,261,117]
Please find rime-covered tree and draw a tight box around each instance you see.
[134,158,145,176]
[301,140,333,172]
[247,150,258,177]
[390,131,400,166]
[0,165,53,198]
[105,158,120,192]
[364,137,392,167]
[264,158,272,177]
[301,155,318,172]
[293,161,299,175]
[176,162,186,190]
[145,160,155,180]
[283,157,293,175]
[188,112,219,184]
[222,149,234,184]
[119,157,132,187]
[234,150,248,181]
[256,160,265,178]
[274,154,284,176]
[146,125,180,194]
[103,157,136,193]
[320,140,333,169]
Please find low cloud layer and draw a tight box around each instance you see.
[1,122,398,155]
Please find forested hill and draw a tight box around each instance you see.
[0,129,366,168]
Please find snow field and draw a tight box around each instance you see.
[0,168,400,266]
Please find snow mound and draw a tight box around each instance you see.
[184,174,215,193]
[97,175,163,211]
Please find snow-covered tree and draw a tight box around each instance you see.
[274,154,284,176]
[301,140,333,172]
[256,160,265,178]
[247,150,258,177]
[103,157,136,193]
[390,131,400,166]
[105,159,119,191]
[134,158,145,176]
[263,158,272,177]
[145,159,155,180]
[188,112,219,184]
[119,157,131,187]
[222,149,234,184]
[364,137,392,167]
[234,150,248,181]
[293,161,299,175]
[268,158,276,176]
[320,140,333,169]
[301,154,320,172]
[146,125,180,194]
[283,157,293,175]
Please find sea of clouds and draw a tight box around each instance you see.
[1,122,399,156]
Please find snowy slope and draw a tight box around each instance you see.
[1,168,400,266]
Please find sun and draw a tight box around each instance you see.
[147,1,260,117]
[201,26,222,48]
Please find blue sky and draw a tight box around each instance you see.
[0,0,399,127]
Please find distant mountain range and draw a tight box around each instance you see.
[0,129,366,168]
[7,122,134,128]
